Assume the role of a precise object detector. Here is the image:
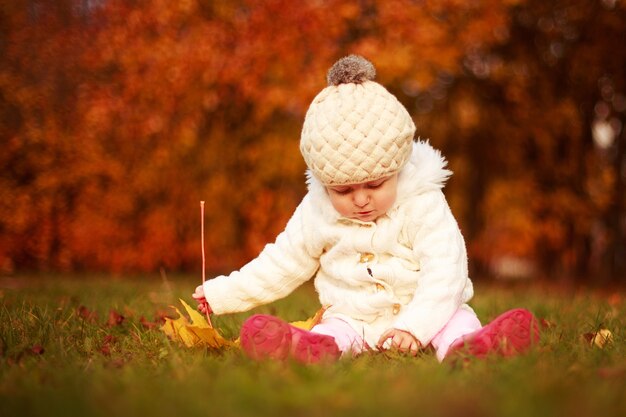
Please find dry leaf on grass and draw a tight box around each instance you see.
[540,318,556,329]
[290,306,327,330]
[160,299,235,349]
[107,309,125,327]
[99,335,117,356]
[582,328,613,349]
[161,299,327,350]
[77,305,98,323]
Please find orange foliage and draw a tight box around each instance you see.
[1,0,624,281]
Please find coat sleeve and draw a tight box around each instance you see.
[202,199,321,315]
[392,190,473,345]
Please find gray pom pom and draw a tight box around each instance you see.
[326,55,376,86]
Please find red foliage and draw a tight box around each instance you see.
[106,309,125,327]
[1,0,624,281]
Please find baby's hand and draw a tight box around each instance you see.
[192,285,205,301]
[376,328,422,356]
[192,285,212,315]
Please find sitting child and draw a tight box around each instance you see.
[193,55,539,363]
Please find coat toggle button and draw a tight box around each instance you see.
[359,253,375,263]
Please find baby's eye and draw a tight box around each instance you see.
[366,180,385,189]
[331,187,351,195]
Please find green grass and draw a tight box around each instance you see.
[1,274,624,417]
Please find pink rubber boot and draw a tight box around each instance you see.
[446,308,540,359]
[240,314,341,364]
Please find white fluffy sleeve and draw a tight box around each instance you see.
[392,190,472,344]
[202,200,321,315]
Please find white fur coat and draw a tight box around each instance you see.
[203,141,474,347]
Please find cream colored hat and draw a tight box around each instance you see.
[300,55,415,185]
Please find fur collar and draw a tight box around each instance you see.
[305,140,452,224]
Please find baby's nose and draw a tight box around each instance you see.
[353,189,370,207]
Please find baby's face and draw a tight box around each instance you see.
[326,174,398,222]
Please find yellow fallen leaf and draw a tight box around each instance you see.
[160,299,235,349]
[180,298,211,328]
[591,329,613,349]
[161,300,327,350]
[290,306,327,330]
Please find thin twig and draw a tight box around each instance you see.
[200,201,213,328]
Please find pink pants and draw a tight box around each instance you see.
[311,308,482,362]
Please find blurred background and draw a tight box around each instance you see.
[0,0,624,283]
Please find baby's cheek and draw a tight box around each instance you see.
[379,193,397,213]
[327,193,350,216]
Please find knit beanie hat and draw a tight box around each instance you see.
[300,55,416,186]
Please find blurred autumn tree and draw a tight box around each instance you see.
[420,0,626,282]
[1,0,624,282]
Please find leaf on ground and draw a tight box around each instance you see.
[540,318,556,329]
[139,315,157,329]
[30,345,44,355]
[99,335,117,356]
[154,309,175,325]
[290,306,327,330]
[582,328,613,349]
[77,305,98,323]
[107,309,125,327]
[161,300,327,350]
[160,299,235,349]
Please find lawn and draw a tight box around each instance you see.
[0,274,624,417]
